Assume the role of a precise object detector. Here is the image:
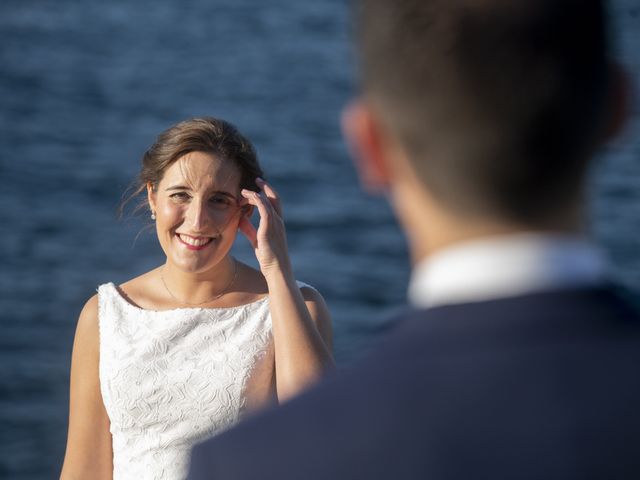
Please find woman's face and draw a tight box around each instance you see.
[147,151,248,274]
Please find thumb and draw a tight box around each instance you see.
[238,217,258,249]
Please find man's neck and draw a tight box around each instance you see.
[409,217,586,267]
[388,165,585,267]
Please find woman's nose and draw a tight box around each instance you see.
[185,198,209,231]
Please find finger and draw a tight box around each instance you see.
[238,217,258,249]
[241,189,261,207]
[259,191,284,227]
[257,190,278,223]
[259,180,282,216]
[237,195,253,217]
[256,178,283,217]
[243,189,272,227]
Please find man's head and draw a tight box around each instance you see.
[345,0,627,235]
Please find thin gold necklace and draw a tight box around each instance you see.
[160,258,238,306]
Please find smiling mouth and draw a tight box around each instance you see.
[176,233,215,250]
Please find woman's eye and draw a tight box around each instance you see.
[210,196,232,208]
[170,192,190,201]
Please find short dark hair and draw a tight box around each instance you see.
[356,0,611,223]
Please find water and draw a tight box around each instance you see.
[0,1,638,478]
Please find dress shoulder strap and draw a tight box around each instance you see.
[97,282,120,310]
[96,282,128,333]
[97,282,115,301]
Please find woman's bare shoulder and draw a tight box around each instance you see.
[296,283,332,348]
[119,268,160,291]
[115,267,163,310]
[78,293,99,327]
[73,294,101,358]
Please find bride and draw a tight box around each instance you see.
[59,117,334,480]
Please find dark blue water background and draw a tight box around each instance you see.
[1,1,639,478]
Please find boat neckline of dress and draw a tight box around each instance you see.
[106,281,270,313]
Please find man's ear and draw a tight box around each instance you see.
[603,62,632,142]
[342,99,392,194]
[147,182,157,213]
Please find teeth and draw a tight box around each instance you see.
[178,234,212,247]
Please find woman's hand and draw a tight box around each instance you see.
[239,178,293,279]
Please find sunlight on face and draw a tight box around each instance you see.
[148,151,245,274]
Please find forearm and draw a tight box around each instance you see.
[265,268,335,402]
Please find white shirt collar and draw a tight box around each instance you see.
[408,233,606,309]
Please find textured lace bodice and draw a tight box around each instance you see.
[97,282,283,480]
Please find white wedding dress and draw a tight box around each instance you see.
[97,281,302,480]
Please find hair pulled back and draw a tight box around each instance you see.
[121,117,264,216]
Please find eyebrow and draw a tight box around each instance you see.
[165,185,238,200]
[165,185,192,192]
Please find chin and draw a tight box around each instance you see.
[171,250,234,275]
[168,253,215,273]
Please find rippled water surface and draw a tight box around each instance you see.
[1,1,639,478]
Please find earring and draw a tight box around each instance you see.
[151,211,156,220]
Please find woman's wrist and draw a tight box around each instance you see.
[262,261,295,287]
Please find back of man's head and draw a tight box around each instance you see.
[356,0,611,225]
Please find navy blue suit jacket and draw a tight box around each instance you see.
[189,286,640,480]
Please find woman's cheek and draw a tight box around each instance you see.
[159,201,183,223]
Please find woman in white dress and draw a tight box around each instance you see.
[59,117,334,480]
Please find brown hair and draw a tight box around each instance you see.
[121,117,264,217]
[356,0,611,224]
